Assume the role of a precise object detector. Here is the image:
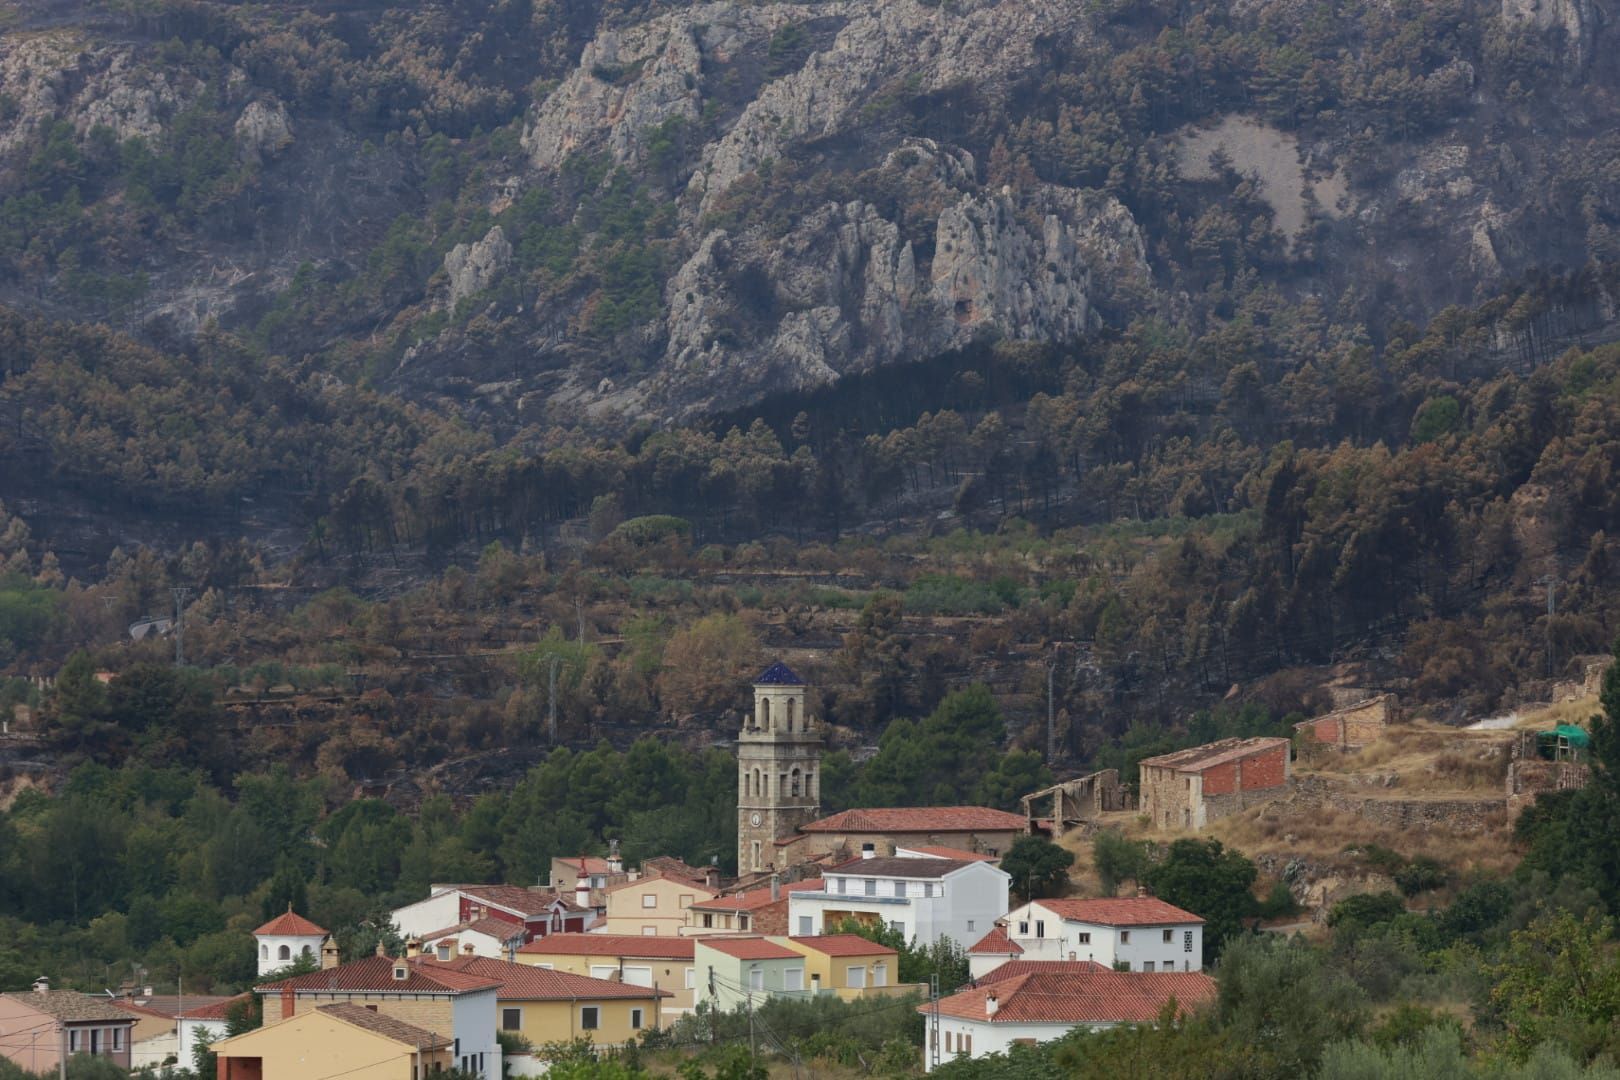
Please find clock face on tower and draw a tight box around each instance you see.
[750,812,763,827]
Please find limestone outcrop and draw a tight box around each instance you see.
[444,226,513,308]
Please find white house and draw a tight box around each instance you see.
[1000,896,1204,972]
[918,963,1216,1072]
[391,884,591,945]
[965,926,1024,980]
[175,994,249,1065]
[416,917,528,961]
[788,853,1009,948]
[253,908,329,977]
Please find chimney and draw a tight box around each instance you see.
[321,940,340,970]
[144,986,154,998]
[374,940,388,958]
[405,937,421,959]
[861,843,875,860]
[608,839,623,874]
[770,874,781,902]
[280,985,295,1020]
[575,880,591,909]
[985,992,999,1018]
[31,976,48,994]
[1136,885,1148,898]
[462,943,475,956]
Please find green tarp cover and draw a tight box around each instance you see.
[1539,724,1591,748]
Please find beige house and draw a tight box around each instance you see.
[516,934,699,1015]
[602,874,718,936]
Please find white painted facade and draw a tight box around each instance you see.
[450,986,502,1080]
[422,925,525,961]
[390,888,465,939]
[1001,901,1203,972]
[788,860,1009,948]
[922,1013,1115,1073]
[176,1015,228,1065]
[254,932,325,977]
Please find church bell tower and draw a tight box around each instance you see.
[737,661,822,873]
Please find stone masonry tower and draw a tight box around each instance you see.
[737,661,822,873]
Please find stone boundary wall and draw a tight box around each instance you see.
[1280,776,1505,834]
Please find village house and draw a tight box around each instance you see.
[107,990,234,1069]
[684,876,824,936]
[918,964,1217,1072]
[175,992,251,1067]
[600,872,720,936]
[516,933,699,1014]
[788,851,1010,947]
[211,1002,452,1080]
[0,980,136,1074]
[779,935,906,998]
[391,884,591,947]
[254,906,329,977]
[693,937,809,1012]
[254,946,501,1079]
[416,918,528,961]
[1294,694,1397,751]
[1138,737,1292,830]
[998,897,1205,972]
[549,851,629,911]
[895,845,1001,865]
[413,954,670,1048]
[965,926,1024,980]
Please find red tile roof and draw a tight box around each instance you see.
[1034,898,1204,926]
[1137,737,1290,774]
[252,910,328,937]
[691,880,822,912]
[176,993,252,1021]
[119,995,235,1020]
[257,955,500,995]
[420,917,528,944]
[697,937,802,961]
[824,856,981,878]
[922,970,1216,1024]
[897,846,997,862]
[460,885,585,917]
[410,956,670,1000]
[967,927,1024,956]
[972,960,1111,983]
[603,876,719,899]
[554,856,614,874]
[317,1003,451,1050]
[518,934,696,960]
[800,806,1029,833]
[787,935,896,958]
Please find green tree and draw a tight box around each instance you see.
[1001,835,1075,901]
[1092,829,1152,897]
[1146,839,1258,964]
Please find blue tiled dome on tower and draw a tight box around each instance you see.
[754,660,805,686]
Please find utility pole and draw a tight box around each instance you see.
[171,587,191,667]
[1538,574,1558,679]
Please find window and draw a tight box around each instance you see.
[69,1030,80,1053]
[591,875,605,888]
[946,1031,954,1053]
[798,916,812,935]
[112,1027,123,1051]
[894,880,906,897]
[1017,922,1029,935]
[848,965,866,989]
[631,1008,644,1030]
[791,770,801,797]
[965,1033,972,1053]
[864,879,877,896]
[642,926,657,935]
[438,944,452,961]
[923,883,935,897]
[1120,931,1131,944]
[702,913,714,928]
[1077,932,1090,944]
[1163,929,1174,943]
[836,877,847,893]
[260,944,268,959]
[1143,961,1156,972]
[642,894,657,908]
[748,968,765,991]
[278,944,291,960]
[873,962,888,987]
[1184,931,1194,953]
[580,1007,600,1030]
[738,915,750,930]
[966,920,974,932]
[889,920,905,936]
[685,968,696,989]
[785,967,803,991]
[1035,920,1045,938]
[502,1008,522,1031]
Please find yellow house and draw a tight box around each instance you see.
[780,935,905,999]
[414,955,669,1047]
[211,1003,451,1080]
[516,934,698,1014]
[602,874,718,936]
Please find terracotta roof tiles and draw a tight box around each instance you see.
[966,927,1024,956]
[690,880,822,912]
[1137,737,1290,774]
[1035,897,1204,926]
[410,956,670,1000]
[972,959,1111,983]
[252,910,328,938]
[800,807,1028,833]
[823,856,982,878]
[2,991,136,1023]
[786,935,896,958]
[697,937,802,961]
[176,993,253,1021]
[256,955,500,995]
[317,1003,451,1049]
[921,969,1216,1024]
